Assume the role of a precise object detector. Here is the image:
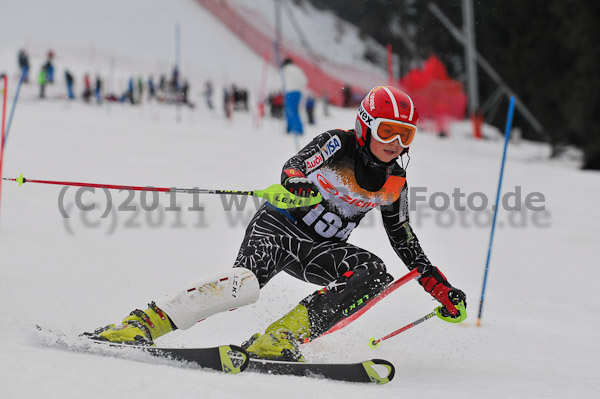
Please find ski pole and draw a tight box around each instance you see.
[324,268,420,335]
[369,310,437,348]
[2,174,322,210]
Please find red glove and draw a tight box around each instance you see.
[419,268,467,317]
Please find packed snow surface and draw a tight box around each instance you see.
[0,0,598,398]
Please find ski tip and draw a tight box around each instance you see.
[362,359,395,384]
[368,338,380,349]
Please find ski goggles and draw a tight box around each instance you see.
[371,119,416,148]
[358,104,416,148]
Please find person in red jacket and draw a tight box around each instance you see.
[90,86,466,362]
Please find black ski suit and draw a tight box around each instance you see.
[234,130,442,337]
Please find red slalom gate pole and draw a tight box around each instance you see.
[258,49,270,121]
[324,268,420,336]
[0,75,8,221]
[369,311,436,348]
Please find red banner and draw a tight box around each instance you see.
[399,55,467,134]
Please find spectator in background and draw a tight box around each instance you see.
[223,86,233,119]
[270,92,284,118]
[203,80,213,110]
[342,84,352,108]
[170,66,179,93]
[137,77,144,104]
[181,80,190,105]
[305,92,315,125]
[231,84,248,111]
[82,74,92,103]
[95,75,102,104]
[18,49,30,83]
[127,77,135,105]
[44,50,55,84]
[159,74,167,92]
[148,76,156,101]
[65,70,75,99]
[281,58,307,135]
[38,66,47,98]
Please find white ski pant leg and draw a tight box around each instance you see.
[155,268,260,330]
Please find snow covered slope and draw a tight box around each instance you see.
[226,0,389,89]
[228,0,389,74]
[1,1,599,398]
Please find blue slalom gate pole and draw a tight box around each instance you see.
[477,96,516,327]
[3,66,27,147]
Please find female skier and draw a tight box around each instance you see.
[91,86,466,361]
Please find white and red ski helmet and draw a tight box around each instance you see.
[355,86,419,148]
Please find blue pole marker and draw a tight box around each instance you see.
[477,96,516,327]
[3,66,27,147]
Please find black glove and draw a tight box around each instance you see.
[282,168,319,198]
[284,176,319,197]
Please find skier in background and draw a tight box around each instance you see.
[89,86,467,362]
[281,58,307,135]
